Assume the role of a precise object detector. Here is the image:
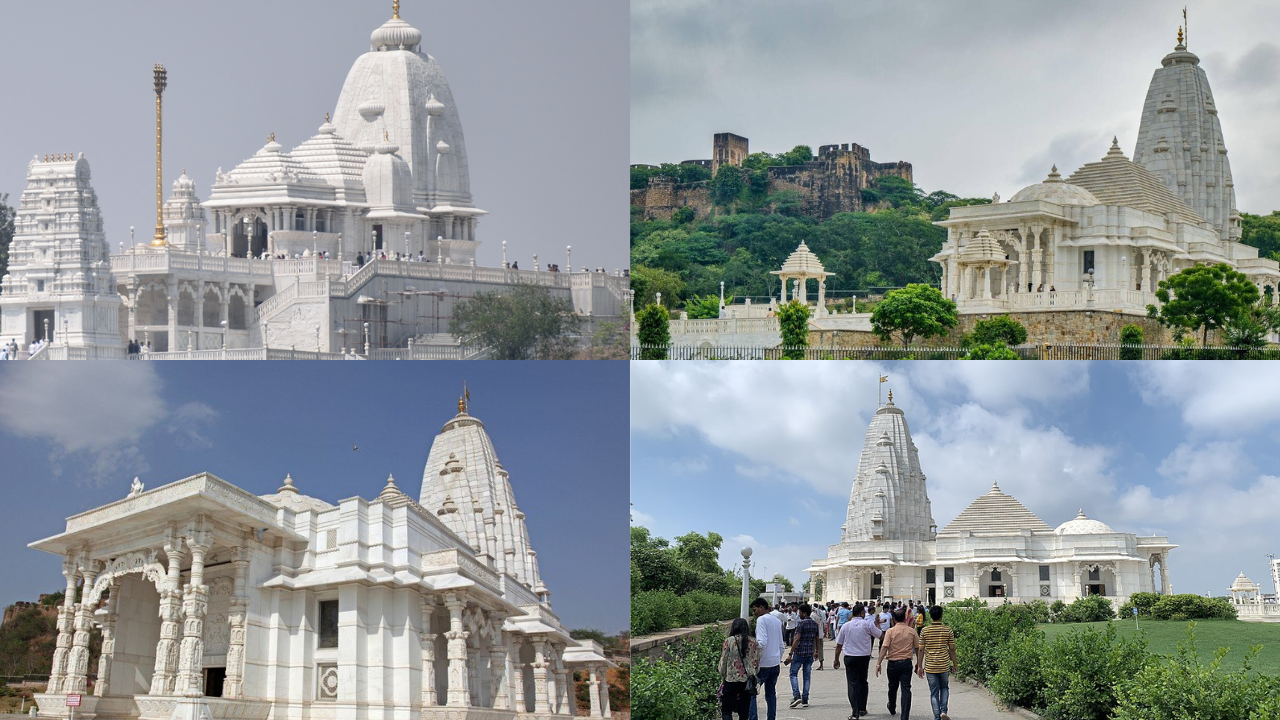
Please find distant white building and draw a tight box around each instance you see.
[0,155,123,358]
[31,393,615,719]
[807,394,1176,606]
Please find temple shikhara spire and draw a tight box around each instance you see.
[151,64,168,247]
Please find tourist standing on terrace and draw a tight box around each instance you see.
[718,617,762,720]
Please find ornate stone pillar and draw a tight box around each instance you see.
[1160,556,1172,595]
[588,665,602,718]
[127,282,139,342]
[532,640,551,714]
[49,555,80,693]
[94,580,119,697]
[166,281,178,351]
[817,281,827,316]
[64,559,101,694]
[151,533,187,695]
[511,639,526,713]
[444,594,471,707]
[1031,246,1043,289]
[421,598,438,707]
[194,281,206,349]
[223,545,249,698]
[490,619,510,710]
[175,526,212,697]
[555,653,571,715]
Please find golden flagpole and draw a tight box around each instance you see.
[151,64,168,247]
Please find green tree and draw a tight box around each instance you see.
[1240,210,1280,259]
[1120,324,1144,359]
[711,166,745,207]
[871,284,958,348]
[635,303,670,360]
[449,282,583,360]
[1147,263,1259,347]
[777,299,811,358]
[585,321,630,360]
[964,343,1019,360]
[671,206,696,225]
[684,294,730,320]
[629,265,685,310]
[673,532,724,574]
[963,315,1027,347]
[1222,301,1280,355]
[0,193,14,279]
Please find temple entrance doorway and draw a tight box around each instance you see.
[204,668,226,698]
[106,574,162,696]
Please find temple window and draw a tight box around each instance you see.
[1039,565,1050,582]
[295,211,306,231]
[1083,250,1096,275]
[926,568,936,584]
[318,600,339,648]
[944,567,954,583]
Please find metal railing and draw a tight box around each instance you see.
[631,344,1280,361]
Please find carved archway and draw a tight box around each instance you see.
[86,549,166,606]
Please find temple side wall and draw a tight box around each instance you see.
[810,311,1180,347]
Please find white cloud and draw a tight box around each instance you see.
[631,507,655,526]
[0,365,219,483]
[1128,363,1280,432]
[718,534,827,591]
[913,403,1116,532]
[1113,474,1280,597]
[169,402,218,448]
[668,455,708,474]
[905,362,1090,408]
[1157,440,1253,487]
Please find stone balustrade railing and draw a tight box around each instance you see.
[665,317,780,336]
[111,252,274,278]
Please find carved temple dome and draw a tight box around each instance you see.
[1054,508,1115,535]
[1010,166,1101,207]
[331,3,474,208]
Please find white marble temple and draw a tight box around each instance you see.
[30,395,614,720]
[807,396,1176,607]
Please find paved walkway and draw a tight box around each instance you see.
[758,651,1014,720]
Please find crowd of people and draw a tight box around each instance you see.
[0,339,25,359]
[717,598,956,720]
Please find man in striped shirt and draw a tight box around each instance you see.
[919,606,957,720]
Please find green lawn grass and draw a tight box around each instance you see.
[1038,619,1280,676]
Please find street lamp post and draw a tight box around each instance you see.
[43,318,49,343]
[364,322,371,356]
[740,547,753,619]
[405,231,412,259]
[502,240,507,269]
[566,245,572,274]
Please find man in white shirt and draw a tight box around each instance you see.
[812,604,828,669]
[749,598,785,720]
[833,604,884,720]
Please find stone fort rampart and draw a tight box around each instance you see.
[632,133,912,221]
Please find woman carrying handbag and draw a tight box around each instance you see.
[718,617,763,720]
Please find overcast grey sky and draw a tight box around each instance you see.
[0,0,628,271]
[632,0,1280,213]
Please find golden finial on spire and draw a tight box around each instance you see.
[1177,25,1183,46]
[393,0,400,19]
[384,130,390,141]
[268,132,275,143]
[887,389,894,403]
[150,63,169,247]
[325,112,330,123]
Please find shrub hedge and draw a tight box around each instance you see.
[631,590,740,637]
[632,626,725,720]
[955,603,1280,720]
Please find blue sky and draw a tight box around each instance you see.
[0,362,628,633]
[631,361,1280,600]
